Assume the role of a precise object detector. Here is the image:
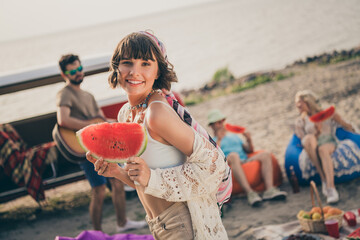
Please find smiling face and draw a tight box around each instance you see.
[108,32,178,95]
[295,97,310,115]
[118,57,159,97]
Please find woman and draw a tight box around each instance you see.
[87,31,228,239]
[294,90,359,204]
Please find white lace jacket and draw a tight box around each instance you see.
[145,130,228,239]
[119,104,228,239]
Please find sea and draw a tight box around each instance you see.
[0,0,360,123]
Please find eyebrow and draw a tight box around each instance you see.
[120,58,156,62]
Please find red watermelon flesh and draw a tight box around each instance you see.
[309,105,335,123]
[225,123,246,134]
[76,122,147,163]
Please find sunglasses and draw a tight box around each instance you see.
[65,65,83,76]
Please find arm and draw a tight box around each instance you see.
[294,117,306,139]
[145,132,226,201]
[332,112,355,132]
[57,106,97,130]
[241,131,254,153]
[141,102,226,201]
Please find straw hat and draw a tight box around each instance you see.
[207,109,226,125]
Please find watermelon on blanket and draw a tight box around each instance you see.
[309,105,335,123]
[76,122,147,163]
[347,226,360,240]
[225,123,246,134]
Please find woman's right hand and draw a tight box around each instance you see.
[86,152,121,178]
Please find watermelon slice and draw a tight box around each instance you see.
[309,105,335,123]
[347,226,360,240]
[225,123,246,134]
[76,122,147,163]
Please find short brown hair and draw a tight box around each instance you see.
[59,54,80,73]
[108,32,177,90]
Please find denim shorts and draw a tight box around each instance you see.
[79,160,107,187]
[146,202,194,240]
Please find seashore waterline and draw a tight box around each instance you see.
[0,0,360,123]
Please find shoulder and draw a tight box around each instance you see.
[147,93,172,116]
[146,95,179,129]
[56,86,73,105]
[57,86,69,96]
[147,101,171,124]
[79,88,95,99]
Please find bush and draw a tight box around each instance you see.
[212,67,235,83]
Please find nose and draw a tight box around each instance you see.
[129,63,140,76]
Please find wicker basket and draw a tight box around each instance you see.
[297,181,344,233]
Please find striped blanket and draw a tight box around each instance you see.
[0,123,57,202]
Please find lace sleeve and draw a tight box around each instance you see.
[117,103,130,123]
[294,117,305,139]
[144,130,226,202]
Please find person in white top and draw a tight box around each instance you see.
[87,31,228,239]
[294,90,357,204]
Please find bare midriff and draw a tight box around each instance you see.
[136,188,175,219]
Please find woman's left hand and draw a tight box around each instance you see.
[124,157,151,187]
[314,122,322,136]
[242,131,251,140]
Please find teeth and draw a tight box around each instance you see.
[127,80,142,84]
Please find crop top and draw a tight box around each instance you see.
[140,101,186,169]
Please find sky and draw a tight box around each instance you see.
[0,0,214,42]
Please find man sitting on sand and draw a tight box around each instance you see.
[208,109,287,206]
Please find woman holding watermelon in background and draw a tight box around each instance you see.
[87,31,228,239]
[294,90,360,204]
[207,109,287,207]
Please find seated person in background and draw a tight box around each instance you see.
[294,90,359,204]
[207,109,287,206]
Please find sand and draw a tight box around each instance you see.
[1,58,360,240]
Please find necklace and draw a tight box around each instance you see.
[128,90,155,110]
[127,90,157,123]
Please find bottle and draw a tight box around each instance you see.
[289,165,300,193]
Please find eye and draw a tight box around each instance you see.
[142,61,151,66]
[120,60,132,65]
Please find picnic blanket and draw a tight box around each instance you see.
[253,209,360,239]
[0,123,57,201]
[55,231,154,240]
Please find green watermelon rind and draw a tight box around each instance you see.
[76,127,88,152]
[76,123,147,164]
[76,125,103,162]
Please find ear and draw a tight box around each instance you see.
[60,72,68,81]
[156,70,160,80]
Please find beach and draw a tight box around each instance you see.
[1,0,360,124]
[1,54,359,239]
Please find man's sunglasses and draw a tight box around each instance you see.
[65,65,83,76]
